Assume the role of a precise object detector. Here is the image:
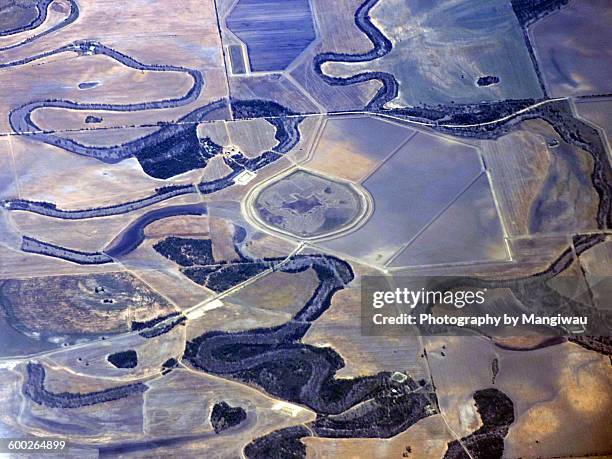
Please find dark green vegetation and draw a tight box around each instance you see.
[153,234,272,292]
[130,312,186,339]
[311,376,432,437]
[443,388,514,459]
[21,236,113,265]
[210,401,247,434]
[200,263,269,292]
[244,426,311,459]
[243,373,433,457]
[133,126,222,179]
[24,363,147,409]
[153,237,214,267]
[231,99,295,119]
[85,115,103,123]
[107,350,138,369]
[511,0,570,27]
[162,358,178,369]
[139,315,186,339]
[161,358,178,375]
[387,98,538,125]
[130,312,180,332]
[477,76,500,86]
[176,231,434,455]
[568,336,612,357]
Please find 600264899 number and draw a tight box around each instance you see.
[3,439,66,452]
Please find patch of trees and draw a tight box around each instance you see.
[210,401,247,433]
[443,388,514,459]
[153,237,215,267]
[107,350,138,369]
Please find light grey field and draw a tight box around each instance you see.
[531,0,612,97]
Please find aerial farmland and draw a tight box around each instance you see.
[0,0,610,458]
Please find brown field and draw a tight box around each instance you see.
[7,133,199,209]
[304,415,454,459]
[499,342,612,458]
[289,0,383,111]
[228,269,321,317]
[140,369,315,457]
[483,119,599,237]
[45,325,186,382]
[304,115,414,182]
[303,261,429,381]
[185,300,291,341]
[0,0,228,133]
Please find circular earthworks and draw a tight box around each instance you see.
[244,169,372,241]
